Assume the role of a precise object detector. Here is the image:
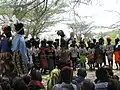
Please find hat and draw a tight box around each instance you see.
[55,39,59,41]
[14,23,24,31]
[106,37,111,41]
[57,30,65,37]
[2,25,6,31]
[2,25,11,32]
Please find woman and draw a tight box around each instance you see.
[0,25,13,76]
[11,23,29,75]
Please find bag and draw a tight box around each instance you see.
[95,82,108,90]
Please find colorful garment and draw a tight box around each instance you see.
[114,43,120,63]
[79,47,87,63]
[39,47,48,68]
[46,47,55,72]
[0,38,12,75]
[12,51,28,74]
[47,68,60,90]
[87,48,95,64]
[11,34,29,74]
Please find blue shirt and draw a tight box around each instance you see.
[1,39,11,53]
[11,34,29,64]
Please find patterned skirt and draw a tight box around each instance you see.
[12,51,28,75]
[0,52,12,75]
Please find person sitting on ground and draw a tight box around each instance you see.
[47,66,60,90]
[12,77,28,90]
[0,77,11,90]
[103,65,119,81]
[23,75,31,85]
[52,66,77,90]
[28,70,45,90]
[94,66,120,90]
[72,68,95,90]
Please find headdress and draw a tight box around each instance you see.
[106,37,111,41]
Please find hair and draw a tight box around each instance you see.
[95,67,109,82]
[77,68,87,78]
[82,79,95,90]
[31,70,42,81]
[23,75,31,85]
[103,65,113,76]
[112,75,119,81]
[1,77,11,90]
[13,79,28,90]
[60,66,73,84]
[14,23,24,35]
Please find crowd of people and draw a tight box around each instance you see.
[0,23,120,90]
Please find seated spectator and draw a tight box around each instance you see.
[95,67,120,90]
[52,66,77,90]
[103,65,119,81]
[28,70,45,90]
[72,68,95,90]
[23,75,31,85]
[0,77,11,90]
[47,67,60,90]
[12,78,28,90]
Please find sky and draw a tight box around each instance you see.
[50,0,120,32]
[40,0,120,39]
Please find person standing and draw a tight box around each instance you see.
[39,40,48,74]
[69,41,79,70]
[99,37,106,66]
[0,25,13,76]
[11,23,29,75]
[87,43,95,70]
[46,40,55,73]
[114,38,120,69]
[79,41,87,68]
[105,37,114,68]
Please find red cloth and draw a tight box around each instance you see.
[40,48,48,68]
[114,51,120,63]
[28,80,45,89]
[2,25,6,32]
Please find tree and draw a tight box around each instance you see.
[67,20,95,40]
[0,0,68,37]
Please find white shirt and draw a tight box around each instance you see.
[69,47,79,57]
[79,47,87,55]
